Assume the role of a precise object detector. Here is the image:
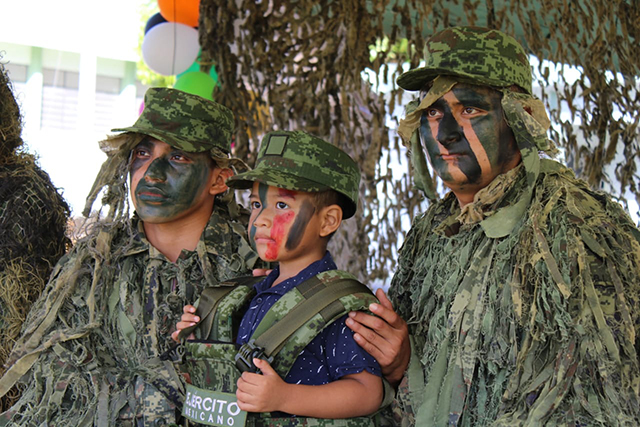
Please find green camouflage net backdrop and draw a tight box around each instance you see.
[0,63,70,411]
[198,0,639,283]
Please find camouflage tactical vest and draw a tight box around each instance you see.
[180,270,382,427]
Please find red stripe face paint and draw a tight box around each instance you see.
[248,182,324,268]
[265,210,295,260]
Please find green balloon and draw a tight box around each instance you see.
[176,51,218,84]
[173,71,216,100]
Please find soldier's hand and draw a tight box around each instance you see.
[346,288,410,387]
[236,358,287,412]
[252,268,272,276]
[170,304,198,342]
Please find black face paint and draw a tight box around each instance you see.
[420,84,519,193]
[130,139,213,223]
[249,182,269,249]
[432,101,482,184]
[285,199,316,251]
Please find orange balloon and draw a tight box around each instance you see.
[158,0,201,27]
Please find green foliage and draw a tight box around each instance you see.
[370,37,413,62]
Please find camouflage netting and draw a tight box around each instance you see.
[0,63,70,410]
[198,0,640,283]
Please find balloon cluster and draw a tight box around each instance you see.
[141,0,218,100]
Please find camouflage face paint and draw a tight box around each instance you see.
[285,200,316,251]
[129,138,215,223]
[419,84,520,195]
[248,184,323,265]
[249,183,269,249]
[265,209,294,260]
[249,183,297,261]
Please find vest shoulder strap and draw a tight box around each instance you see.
[178,275,262,341]
[237,270,378,377]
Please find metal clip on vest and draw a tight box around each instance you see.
[235,339,273,373]
[159,342,186,363]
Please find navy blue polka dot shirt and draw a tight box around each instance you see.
[236,251,381,386]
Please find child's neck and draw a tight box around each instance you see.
[272,251,326,287]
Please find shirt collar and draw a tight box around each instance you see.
[255,251,337,295]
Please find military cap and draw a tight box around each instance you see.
[111,87,234,154]
[227,131,360,218]
[397,26,533,94]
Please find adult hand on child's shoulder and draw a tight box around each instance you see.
[346,288,410,387]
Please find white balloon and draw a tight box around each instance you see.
[142,22,200,76]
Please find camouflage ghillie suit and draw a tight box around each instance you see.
[0,64,70,411]
[0,88,260,426]
[390,27,640,426]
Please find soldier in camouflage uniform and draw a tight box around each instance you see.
[346,26,640,426]
[0,87,260,425]
[0,63,70,411]
[175,130,384,425]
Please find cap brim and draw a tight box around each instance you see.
[397,67,473,91]
[398,67,526,93]
[397,67,440,91]
[110,126,213,153]
[227,168,330,192]
[227,168,357,219]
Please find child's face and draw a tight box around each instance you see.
[248,182,323,264]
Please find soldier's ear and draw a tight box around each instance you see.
[319,205,342,237]
[209,168,233,195]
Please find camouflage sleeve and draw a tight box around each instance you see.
[494,171,640,426]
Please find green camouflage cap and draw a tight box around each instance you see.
[397,26,532,94]
[111,87,234,154]
[227,131,360,218]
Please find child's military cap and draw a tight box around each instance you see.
[227,131,360,218]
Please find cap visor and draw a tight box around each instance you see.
[227,168,330,193]
[109,127,209,153]
[397,67,437,91]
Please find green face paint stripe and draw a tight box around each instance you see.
[285,199,316,251]
[462,93,519,179]
[129,139,153,178]
[456,86,502,167]
[143,157,170,180]
[132,143,213,222]
[250,183,269,246]
[420,110,481,184]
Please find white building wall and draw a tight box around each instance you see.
[0,0,148,216]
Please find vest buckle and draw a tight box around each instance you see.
[235,340,272,373]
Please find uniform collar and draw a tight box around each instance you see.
[123,204,232,259]
[434,163,527,238]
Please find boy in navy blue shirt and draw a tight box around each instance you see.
[174,131,382,420]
